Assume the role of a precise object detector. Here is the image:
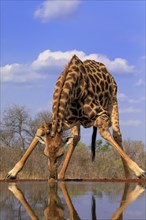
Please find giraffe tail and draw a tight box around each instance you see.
[91,126,97,161]
[91,196,97,220]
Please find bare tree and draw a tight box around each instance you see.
[1,105,31,150]
[28,110,52,138]
[0,105,53,151]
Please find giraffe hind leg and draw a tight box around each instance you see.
[111,103,131,178]
[112,129,131,178]
[94,115,146,178]
[138,172,146,179]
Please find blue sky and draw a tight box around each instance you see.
[1,0,145,145]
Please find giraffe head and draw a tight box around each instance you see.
[36,124,65,179]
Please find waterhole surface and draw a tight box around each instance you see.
[0,181,145,220]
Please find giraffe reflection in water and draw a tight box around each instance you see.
[9,181,80,220]
[8,182,145,220]
[110,183,145,220]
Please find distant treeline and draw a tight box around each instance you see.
[0,105,146,179]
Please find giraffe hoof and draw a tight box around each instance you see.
[138,172,146,179]
[6,173,17,180]
[58,174,64,180]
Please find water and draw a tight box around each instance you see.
[0,181,145,220]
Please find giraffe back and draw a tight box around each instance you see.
[52,55,117,134]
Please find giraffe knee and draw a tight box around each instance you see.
[113,130,122,144]
[95,117,111,141]
[73,135,80,145]
[97,124,111,141]
[99,128,111,141]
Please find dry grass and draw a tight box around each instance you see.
[0,140,146,179]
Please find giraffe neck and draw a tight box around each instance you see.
[51,55,84,136]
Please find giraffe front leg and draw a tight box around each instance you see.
[94,116,146,178]
[7,137,39,179]
[6,127,45,179]
[58,125,80,180]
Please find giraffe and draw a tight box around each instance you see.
[7,55,146,180]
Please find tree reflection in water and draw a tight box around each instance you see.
[7,181,145,220]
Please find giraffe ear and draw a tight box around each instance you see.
[36,135,46,145]
[62,136,73,145]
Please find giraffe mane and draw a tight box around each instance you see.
[52,55,77,136]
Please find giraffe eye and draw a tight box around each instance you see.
[46,130,50,135]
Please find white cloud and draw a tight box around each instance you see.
[34,0,80,22]
[32,49,135,74]
[31,49,84,70]
[1,63,47,83]
[1,49,136,83]
[120,120,142,126]
[84,53,135,73]
[92,56,135,73]
[120,107,142,113]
